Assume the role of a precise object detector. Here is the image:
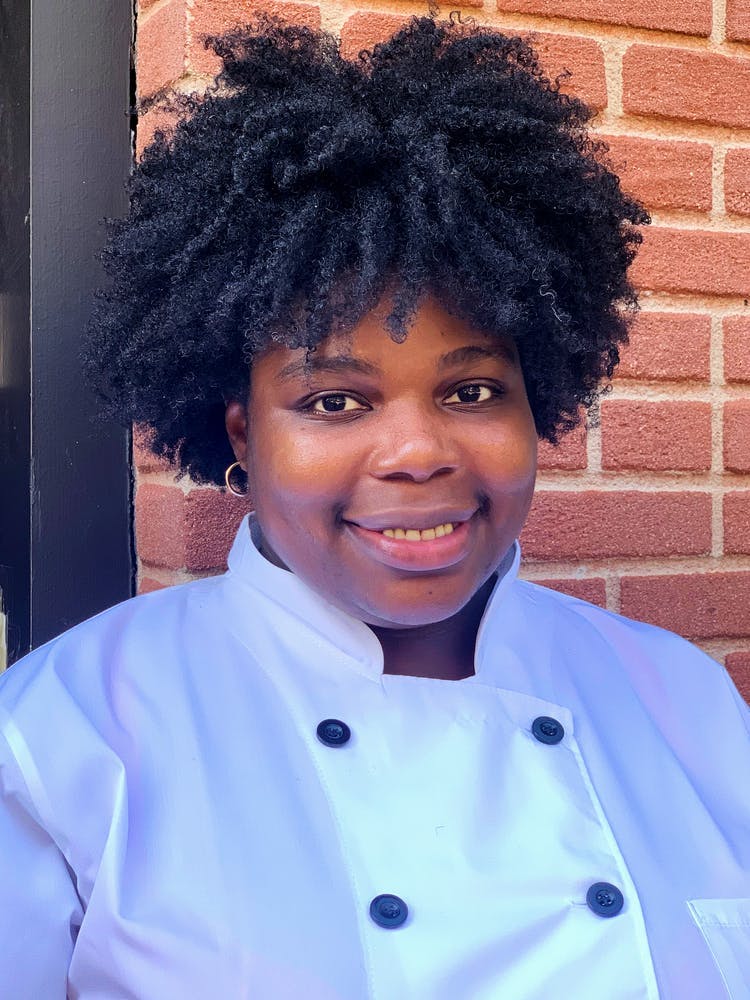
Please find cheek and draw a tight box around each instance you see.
[473,427,537,545]
[482,421,538,493]
[249,420,354,515]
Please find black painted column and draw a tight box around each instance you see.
[0,0,134,662]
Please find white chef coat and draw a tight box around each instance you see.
[1,515,749,1000]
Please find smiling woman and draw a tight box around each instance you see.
[225,297,537,659]
[1,15,749,1000]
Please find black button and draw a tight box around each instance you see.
[586,882,624,917]
[531,716,565,745]
[369,894,408,928]
[316,719,351,747]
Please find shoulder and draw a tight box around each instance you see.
[512,579,749,731]
[515,576,706,657]
[0,576,231,830]
[0,576,225,714]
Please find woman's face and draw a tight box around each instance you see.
[225,296,537,628]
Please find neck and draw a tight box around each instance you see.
[369,574,497,681]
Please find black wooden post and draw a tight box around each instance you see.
[0,1,31,664]
[0,0,134,663]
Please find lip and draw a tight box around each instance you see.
[344,512,479,572]
[346,507,478,532]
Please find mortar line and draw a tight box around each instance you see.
[520,554,750,575]
[346,2,746,52]
[533,476,738,490]
[600,38,626,119]
[586,409,602,474]
[594,116,750,144]
[137,0,174,25]
[711,0,728,44]
[642,213,750,231]
[712,144,728,218]
[320,1,348,34]
[605,574,621,614]
[185,0,195,81]
[702,637,750,657]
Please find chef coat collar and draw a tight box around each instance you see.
[226,514,521,682]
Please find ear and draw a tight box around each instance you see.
[224,400,249,469]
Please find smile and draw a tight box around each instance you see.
[381,523,456,541]
[344,514,478,573]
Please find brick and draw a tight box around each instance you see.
[724,316,750,384]
[725,148,750,218]
[135,105,179,160]
[496,0,710,36]
[602,135,712,213]
[184,488,253,572]
[533,577,607,606]
[138,577,169,595]
[537,425,587,470]
[342,9,512,62]
[723,492,750,555]
[620,572,750,639]
[133,424,175,474]
[631,228,750,298]
[188,1,320,77]
[340,12,408,61]
[137,0,187,99]
[521,490,711,560]
[727,0,750,42]
[528,33,607,109]
[724,400,750,473]
[135,483,186,569]
[601,401,712,472]
[623,46,750,130]
[726,651,750,703]
[617,312,711,382]
[342,18,606,106]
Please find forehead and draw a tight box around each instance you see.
[255,296,518,382]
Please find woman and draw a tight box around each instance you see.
[1,16,748,999]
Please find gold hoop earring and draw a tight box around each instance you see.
[224,461,248,497]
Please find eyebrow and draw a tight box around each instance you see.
[275,342,517,381]
[276,356,380,381]
[437,344,518,370]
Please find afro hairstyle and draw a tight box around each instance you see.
[83,14,649,485]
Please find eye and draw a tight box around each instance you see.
[444,383,499,405]
[310,393,367,414]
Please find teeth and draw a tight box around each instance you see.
[382,522,455,541]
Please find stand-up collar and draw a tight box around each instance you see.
[226,514,521,682]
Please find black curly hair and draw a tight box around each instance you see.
[83,14,649,485]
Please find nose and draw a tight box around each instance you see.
[369,400,459,483]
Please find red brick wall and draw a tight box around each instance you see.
[134,0,750,699]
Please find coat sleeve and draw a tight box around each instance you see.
[0,729,83,999]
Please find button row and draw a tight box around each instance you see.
[316,717,615,928]
[316,716,566,748]
[366,882,624,928]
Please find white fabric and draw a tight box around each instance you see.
[0,514,749,999]
[687,899,750,997]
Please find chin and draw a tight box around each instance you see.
[358,590,481,629]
